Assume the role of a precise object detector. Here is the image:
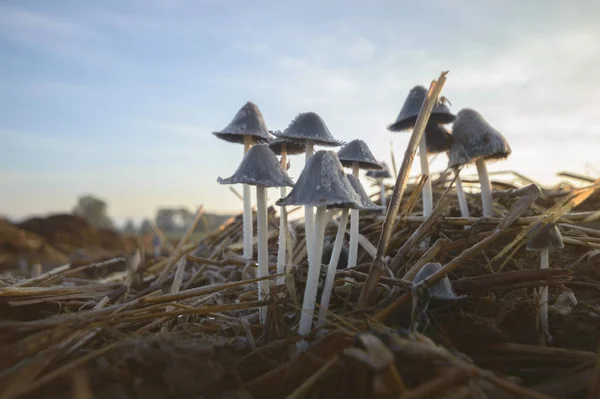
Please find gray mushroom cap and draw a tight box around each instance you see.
[276,150,362,208]
[218,144,294,187]
[346,174,385,211]
[268,136,306,156]
[337,139,383,170]
[425,122,453,154]
[388,86,455,132]
[413,262,458,300]
[271,112,344,147]
[526,224,564,251]
[366,162,392,179]
[447,108,512,168]
[212,102,271,144]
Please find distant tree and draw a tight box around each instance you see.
[72,194,114,229]
[123,219,137,234]
[139,219,153,235]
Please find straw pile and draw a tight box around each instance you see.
[1,168,599,399]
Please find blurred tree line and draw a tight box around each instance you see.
[73,195,231,237]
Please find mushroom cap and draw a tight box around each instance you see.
[212,101,271,144]
[526,224,564,251]
[366,162,392,179]
[413,262,458,300]
[337,139,383,170]
[346,174,385,211]
[218,144,294,187]
[388,86,455,132]
[268,136,306,156]
[425,122,453,154]
[276,150,362,208]
[271,112,344,147]
[447,108,512,168]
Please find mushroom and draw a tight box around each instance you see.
[218,144,294,324]
[526,223,564,344]
[447,109,511,217]
[269,136,305,284]
[388,86,455,218]
[423,122,470,218]
[366,162,392,212]
[317,174,383,328]
[337,139,383,268]
[272,113,344,269]
[213,102,271,261]
[277,151,360,343]
[410,262,461,331]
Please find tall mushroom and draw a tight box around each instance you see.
[366,162,392,212]
[337,139,383,268]
[447,109,511,217]
[388,86,455,218]
[526,224,564,344]
[269,137,305,284]
[277,151,360,343]
[271,113,343,269]
[213,102,271,261]
[317,174,383,328]
[218,144,294,324]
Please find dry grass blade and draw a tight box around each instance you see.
[358,71,449,310]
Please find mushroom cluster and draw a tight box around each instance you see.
[212,91,514,347]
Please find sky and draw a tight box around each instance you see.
[1,0,599,225]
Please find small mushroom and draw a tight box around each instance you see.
[388,86,455,219]
[448,109,511,217]
[277,151,360,343]
[213,102,271,261]
[316,174,384,329]
[219,144,294,324]
[366,162,392,212]
[268,136,306,284]
[273,112,344,270]
[526,223,564,344]
[337,139,383,268]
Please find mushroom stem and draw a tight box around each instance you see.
[348,163,360,268]
[256,185,270,324]
[276,147,288,285]
[475,158,493,217]
[539,248,551,344]
[304,139,315,267]
[298,205,327,339]
[317,208,350,328]
[419,135,433,218]
[380,178,387,213]
[243,136,254,260]
[455,172,470,218]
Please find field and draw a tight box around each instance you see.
[1,167,600,399]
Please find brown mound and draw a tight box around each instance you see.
[97,228,130,252]
[0,219,68,271]
[18,214,100,253]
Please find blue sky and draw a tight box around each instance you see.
[1,0,599,224]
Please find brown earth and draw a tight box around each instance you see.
[0,214,135,273]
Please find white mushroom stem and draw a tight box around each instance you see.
[304,139,315,265]
[419,135,433,218]
[243,136,254,260]
[256,185,270,325]
[380,178,387,213]
[276,146,288,285]
[539,248,551,343]
[348,163,360,268]
[298,205,327,339]
[475,158,493,217]
[455,172,470,218]
[317,208,350,328]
